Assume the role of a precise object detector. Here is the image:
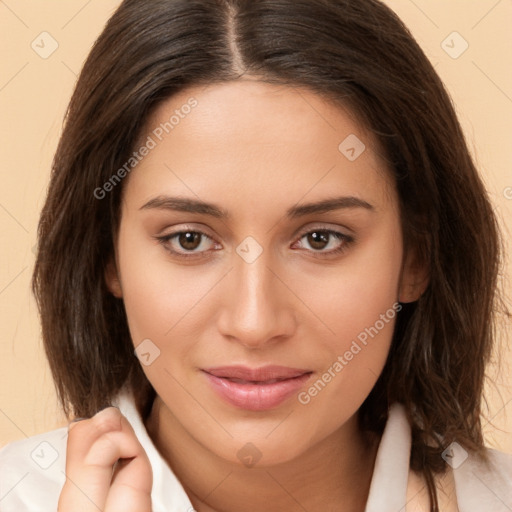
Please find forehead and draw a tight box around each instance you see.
[124,79,395,214]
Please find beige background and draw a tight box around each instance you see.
[0,0,511,452]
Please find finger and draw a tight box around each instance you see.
[58,407,150,512]
[104,420,152,512]
[103,412,152,512]
[59,407,123,511]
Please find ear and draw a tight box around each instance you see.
[398,247,429,303]
[105,256,123,298]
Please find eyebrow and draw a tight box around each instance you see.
[139,195,374,219]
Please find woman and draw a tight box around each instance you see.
[1,0,511,511]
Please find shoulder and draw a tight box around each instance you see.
[452,446,512,511]
[405,446,512,512]
[0,426,68,512]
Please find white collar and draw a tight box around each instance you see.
[113,389,194,511]
[364,402,411,511]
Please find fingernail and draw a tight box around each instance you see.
[97,404,120,413]
[68,417,86,430]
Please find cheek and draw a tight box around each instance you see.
[116,230,179,341]
[293,225,402,346]
[117,246,220,395]
[291,230,402,408]
[117,231,225,360]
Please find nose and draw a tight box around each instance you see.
[216,247,297,350]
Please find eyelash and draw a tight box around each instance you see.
[154,227,354,260]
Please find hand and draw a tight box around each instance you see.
[58,406,153,512]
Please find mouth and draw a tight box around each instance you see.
[202,365,313,411]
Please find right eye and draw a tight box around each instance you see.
[155,229,221,259]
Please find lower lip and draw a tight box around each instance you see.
[203,371,312,411]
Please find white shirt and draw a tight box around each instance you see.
[1,388,511,511]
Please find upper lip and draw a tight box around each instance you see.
[203,365,312,382]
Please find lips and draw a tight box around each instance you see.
[204,365,310,382]
[202,365,312,411]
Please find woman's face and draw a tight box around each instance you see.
[108,80,420,465]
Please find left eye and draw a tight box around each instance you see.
[294,229,352,255]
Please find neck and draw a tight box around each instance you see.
[145,396,380,512]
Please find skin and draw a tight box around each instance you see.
[60,80,427,512]
[59,407,152,512]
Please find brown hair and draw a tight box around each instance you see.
[32,1,504,509]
